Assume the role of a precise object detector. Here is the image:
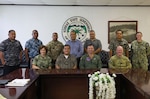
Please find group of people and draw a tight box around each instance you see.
[31,30,102,70]
[0,29,149,76]
[109,30,150,71]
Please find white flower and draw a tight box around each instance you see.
[88,71,116,99]
[95,82,99,87]
[92,76,99,81]
[88,74,91,77]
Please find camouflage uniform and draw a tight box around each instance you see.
[32,55,52,69]
[108,38,129,56]
[109,55,132,69]
[0,38,23,66]
[46,40,63,68]
[55,54,77,69]
[0,38,23,75]
[46,40,63,61]
[131,40,150,70]
[79,54,102,69]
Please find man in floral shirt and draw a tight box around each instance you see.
[25,30,43,68]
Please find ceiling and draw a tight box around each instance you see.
[0,0,150,6]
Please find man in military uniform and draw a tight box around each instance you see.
[46,32,63,69]
[108,30,129,57]
[84,30,102,54]
[79,44,102,69]
[131,32,150,71]
[0,30,23,75]
[109,46,132,69]
[55,44,77,69]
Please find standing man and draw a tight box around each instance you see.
[0,30,23,75]
[84,30,102,55]
[55,44,77,69]
[66,30,83,68]
[131,32,150,71]
[79,44,102,69]
[108,30,129,57]
[46,32,63,68]
[109,46,132,69]
[25,30,43,68]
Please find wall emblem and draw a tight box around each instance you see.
[62,16,92,43]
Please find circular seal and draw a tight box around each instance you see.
[62,16,92,43]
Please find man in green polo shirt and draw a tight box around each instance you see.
[79,44,102,69]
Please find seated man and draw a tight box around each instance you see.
[55,44,77,69]
[109,46,132,69]
[79,44,102,69]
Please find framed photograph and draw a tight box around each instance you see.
[108,21,138,43]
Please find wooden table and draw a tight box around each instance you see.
[0,68,150,99]
[0,68,38,99]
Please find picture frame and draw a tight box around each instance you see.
[108,21,138,43]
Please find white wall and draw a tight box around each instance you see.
[0,5,150,51]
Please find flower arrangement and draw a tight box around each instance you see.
[88,71,116,99]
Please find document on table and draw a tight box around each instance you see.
[5,79,30,87]
[0,94,7,99]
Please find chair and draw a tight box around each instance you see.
[20,50,28,68]
[100,50,109,68]
[0,61,3,76]
[148,55,150,71]
[129,51,132,61]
